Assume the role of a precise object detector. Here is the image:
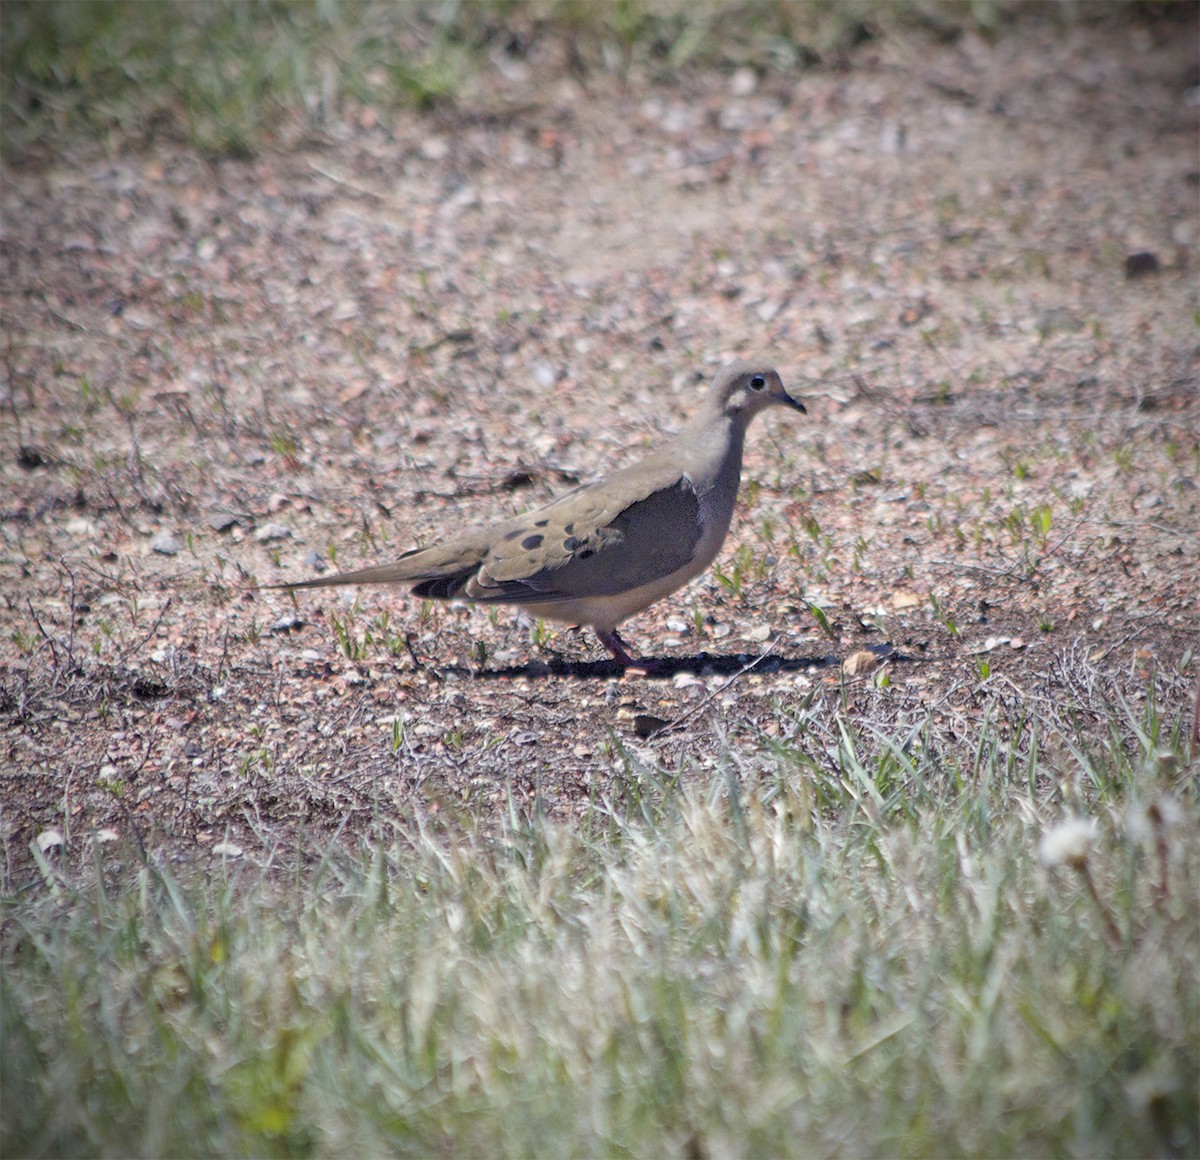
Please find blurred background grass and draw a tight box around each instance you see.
[2,0,1185,159]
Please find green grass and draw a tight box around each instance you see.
[4,689,1196,1157]
[1,0,1148,159]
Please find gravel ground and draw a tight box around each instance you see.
[2,13,1197,870]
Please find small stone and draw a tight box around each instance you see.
[730,67,758,97]
[745,624,772,643]
[271,614,303,634]
[208,511,239,532]
[420,135,450,161]
[36,829,64,853]
[122,308,155,331]
[255,523,292,543]
[151,531,182,555]
[1125,251,1160,278]
[842,650,878,676]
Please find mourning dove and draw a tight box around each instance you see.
[276,360,805,667]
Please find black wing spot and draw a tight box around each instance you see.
[578,548,595,560]
[563,522,574,534]
[522,534,544,550]
[534,519,549,527]
[563,536,581,552]
[503,528,524,541]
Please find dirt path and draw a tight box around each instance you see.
[2,16,1197,868]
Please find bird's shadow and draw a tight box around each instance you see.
[435,645,898,682]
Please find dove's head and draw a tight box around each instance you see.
[710,360,806,425]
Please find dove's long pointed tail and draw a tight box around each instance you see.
[268,537,490,593]
[272,558,430,590]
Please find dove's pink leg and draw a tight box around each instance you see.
[595,629,638,668]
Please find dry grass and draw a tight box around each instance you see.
[4,681,1197,1157]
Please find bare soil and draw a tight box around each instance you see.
[2,16,1198,874]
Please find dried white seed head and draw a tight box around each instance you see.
[1142,749,1181,779]
[1125,793,1185,845]
[1146,793,1184,830]
[1038,817,1098,869]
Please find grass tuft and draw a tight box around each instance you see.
[1,0,1159,158]
[4,686,1196,1156]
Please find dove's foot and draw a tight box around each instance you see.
[595,628,637,667]
[595,629,670,676]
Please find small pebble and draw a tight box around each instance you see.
[730,67,758,97]
[255,523,292,543]
[151,531,182,555]
[1125,251,1160,278]
[842,650,878,676]
[36,829,64,853]
[532,363,558,389]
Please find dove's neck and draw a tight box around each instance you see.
[676,403,750,499]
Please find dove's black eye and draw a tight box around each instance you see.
[750,375,766,390]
